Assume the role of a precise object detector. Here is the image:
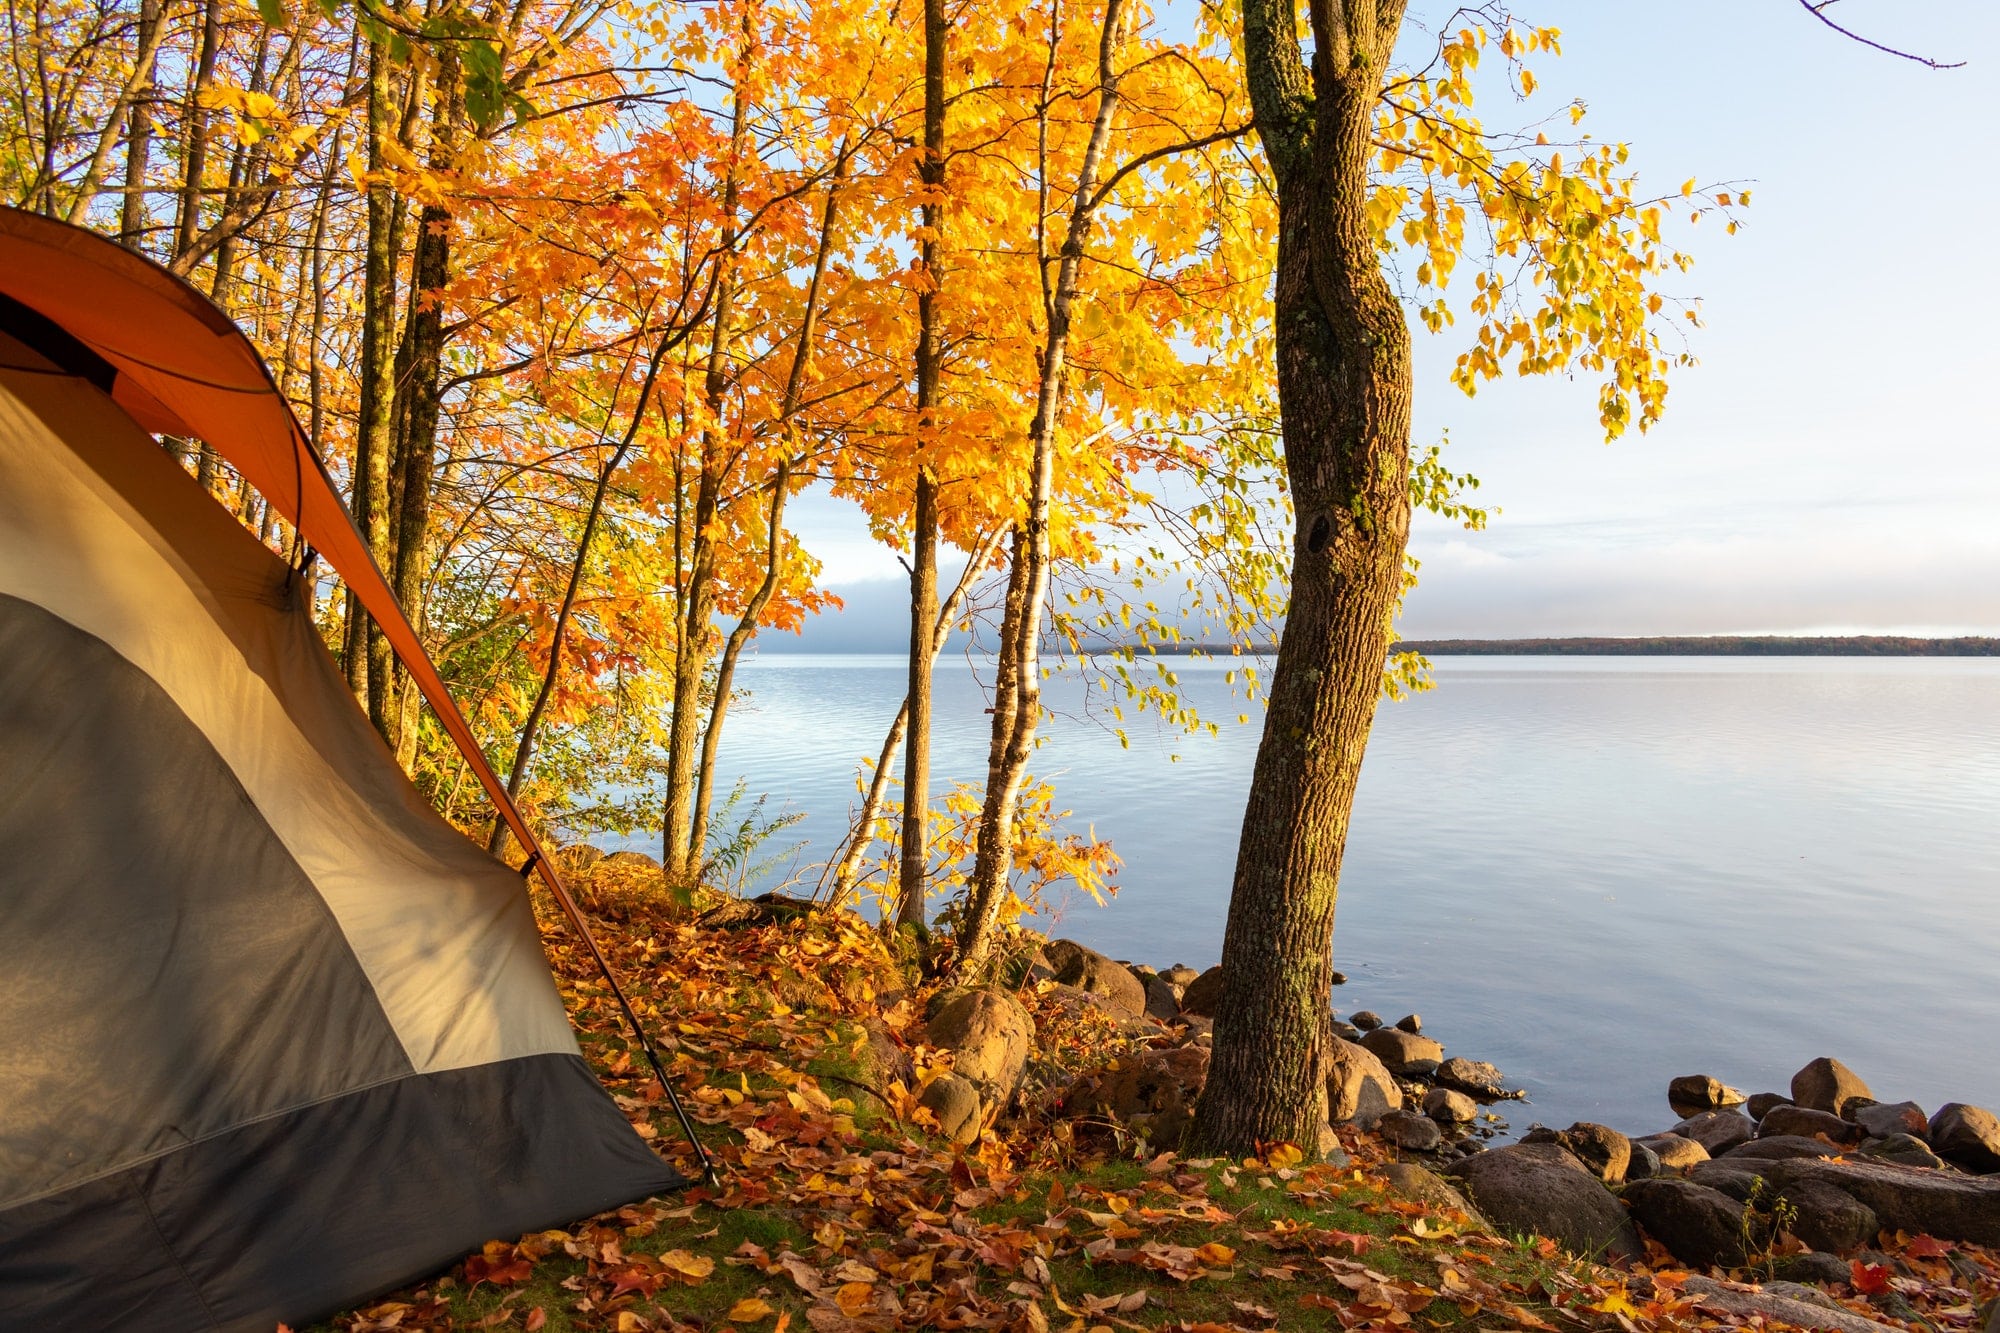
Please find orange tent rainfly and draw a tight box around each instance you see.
[0,206,702,1330]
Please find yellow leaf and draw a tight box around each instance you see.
[727,1297,776,1323]
[835,1281,875,1317]
[659,1249,715,1282]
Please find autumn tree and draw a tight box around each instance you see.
[1189,4,1735,1155]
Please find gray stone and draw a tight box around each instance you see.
[1045,939,1149,1020]
[1621,1178,1757,1269]
[1379,1109,1444,1152]
[1689,1160,1767,1203]
[1435,1058,1515,1100]
[1851,1101,1928,1141]
[1331,1020,1362,1042]
[1671,1074,1748,1110]
[1674,1110,1757,1157]
[1792,1058,1876,1118]
[1446,1143,1643,1262]
[1326,1036,1404,1130]
[1394,1014,1423,1034]
[1423,1087,1478,1124]
[1778,1179,1879,1254]
[1178,965,1225,1017]
[926,987,1032,1100]
[1360,1027,1444,1077]
[919,1073,984,1144]
[1748,1092,1794,1121]
[1759,1105,1865,1146]
[1725,1135,1847,1163]
[1763,1157,2000,1246]
[1626,1141,1663,1181]
[1523,1122,1631,1185]
[1683,1275,1900,1333]
[1929,1103,2000,1173]
[1380,1161,1486,1226]
[600,848,661,870]
[1350,1010,1384,1031]
[1637,1134,1711,1172]
[1857,1134,1946,1170]
[1769,1252,1856,1285]
[1139,973,1181,1022]
[855,1016,913,1092]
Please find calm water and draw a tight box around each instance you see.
[650,655,2000,1139]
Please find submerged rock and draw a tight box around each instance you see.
[1671,1074,1747,1110]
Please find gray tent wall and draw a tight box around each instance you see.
[0,322,681,1324]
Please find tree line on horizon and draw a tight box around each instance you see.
[8,0,1760,1150]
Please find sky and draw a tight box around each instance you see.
[778,0,2000,649]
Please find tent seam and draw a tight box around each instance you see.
[132,1169,225,1330]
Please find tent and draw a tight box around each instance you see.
[0,207,692,1329]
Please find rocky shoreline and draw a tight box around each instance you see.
[907,937,2000,1330]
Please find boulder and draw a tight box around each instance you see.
[1621,1178,1757,1269]
[1928,1104,2000,1173]
[1378,1109,1443,1152]
[1160,963,1200,992]
[1326,1037,1403,1130]
[1857,1134,1946,1170]
[1626,1141,1663,1181]
[1851,1101,1928,1142]
[1524,1122,1631,1185]
[1674,1110,1756,1157]
[926,987,1032,1100]
[1360,1027,1444,1077]
[1671,1074,1748,1110]
[1763,1157,2000,1246]
[1778,1179,1879,1254]
[1758,1105,1864,1146]
[1682,1275,1901,1333]
[1379,1161,1486,1226]
[1748,1092,1794,1121]
[855,1016,913,1093]
[557,843,607,872]
[600,848,661,870]
[1394,1014,1423,1034]
[1769,1252,1857,1285]
[1178,966,1225,1017]
[1065,1045,1209,1146]
[1436,1058,1515,1100]
[1636,1134,1711,1173]
[1723,1135,1846,1164]
[1446,1143,1643,1262]
[1139,973,1182,1022]
[1045,940,1149,1019]
[1689,1161,1767,1203]
[919,1073,984,1144]
[1423,1087,1478,1124]
[1350,1010,1384,1031]
[1791,1058,1875,1118]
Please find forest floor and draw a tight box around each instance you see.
[311,870,2000,1333]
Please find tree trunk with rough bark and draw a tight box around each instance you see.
[1187,0,1415,1158]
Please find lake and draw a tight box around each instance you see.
[650,654,2000,1140]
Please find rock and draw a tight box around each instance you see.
[1178,966,1225,1017]
[1045,939,1149,1019]
[1779,1179,1879,1253]
[1672,1074,1748,1110]
[1326,1037,1404,1130]
[1435,1058,1515,1100]
[700,892,815,928]
[1139,973,1182,1022]
[1175,1013,1214,1041]
[1523,1123,1631,1185]
[1160,963,1200,992]
[1758,1105,1865,1146]
[855,1016,913,1093]
[1769,1252,1857,1285]
[1394,1014,1422,1034]
[1674,1110,1757,1157]
[1331,1020,1362,1043]
[1763,1157,2000,1246]
[1857,1134,1946,1170]
[1929,1104,2000,1173]
[1065,1045,1209,1147]
[1636,1134,1711,1172]
[919,1073,984,1144]
[1689,1161,1767,1203]
[1378,1109,1443,1152]
[1792,1058,1875,1118]
[1423,1087,1478,1124]
[1621,1178,1757,1269]
[1021,947,1057,983]
[1446,1143,1643,1262]
[1626,1141,1663,1181]
[1379,1162,1486,1226]
[1682,1275,1900,1333]
[1329,970,1348,986]
[1360,1027,1444,1077]
[557,843,606,872]
[1851,1101,1928,1141]
[1748,1092,1794,1121]
[926,987,1032,1100]
[600,848,661,870]
[1350,1010,1384,1031]
[1724,1135,1846,1163]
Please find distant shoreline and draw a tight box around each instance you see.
[1076,635,2000,657]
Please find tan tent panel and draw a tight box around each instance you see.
[0,208,687,1330]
